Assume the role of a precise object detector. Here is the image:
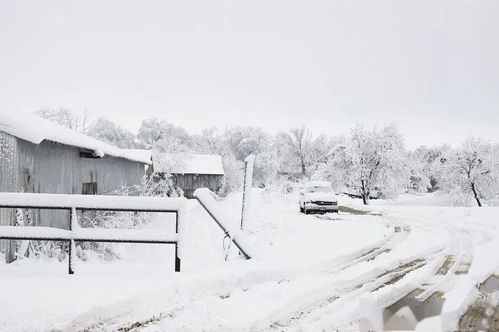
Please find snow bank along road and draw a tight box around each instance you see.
[1,192,498,331]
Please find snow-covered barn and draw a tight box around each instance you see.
[0,113,151,243]
[150,152,225,198]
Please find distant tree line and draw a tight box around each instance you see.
[37,108,499,206]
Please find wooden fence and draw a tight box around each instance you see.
[0,192,186,274]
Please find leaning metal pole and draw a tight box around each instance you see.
[194,194,251,260]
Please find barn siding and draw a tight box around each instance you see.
[0,132,19,258]
[0,136,146,230]
[171,173,223,198]
[0,131,18,192]
[18,139,145,196]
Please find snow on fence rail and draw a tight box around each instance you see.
[0,192,187,274]
[194,188,252,260]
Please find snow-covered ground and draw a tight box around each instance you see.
[0,190,497,331]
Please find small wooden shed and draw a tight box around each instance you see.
[152,152,225,198]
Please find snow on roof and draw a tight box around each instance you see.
[122,149,153,163]
[154,153,225,175]
[0,112,151,164]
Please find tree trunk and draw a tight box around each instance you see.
[361,179,369,205]
[470,183,482,207]
[301,160,306,176]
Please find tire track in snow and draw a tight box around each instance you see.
[248,212,416,331]
[263,249,445,331]
[258,211,454,331]
[283,208,495,331]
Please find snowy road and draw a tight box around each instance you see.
[71,198,498,331]
[1,192,498,331]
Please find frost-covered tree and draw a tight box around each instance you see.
[252,150,280,186]
[137,118,191,149]
[225,126,271,161]
[218,154,244,196]
[87,117,137,148]
[191,127,225,155]
[308,134,338,174]
[407,145,450,192]
[282,126,312,175]
[326,124,408,204]
[440,137,499,207]
[277,126,334,177]
[224,127,282,187]
[37,108,92,133]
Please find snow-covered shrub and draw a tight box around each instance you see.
[75,177,182,261]
[12,208,67,261]
[141,172,183,198]
[77,209,153,261]
[262,178,299,199]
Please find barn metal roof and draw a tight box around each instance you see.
[0,112,151,164]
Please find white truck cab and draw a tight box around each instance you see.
[299,181,338,214]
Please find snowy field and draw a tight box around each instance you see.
[0,190,498,331]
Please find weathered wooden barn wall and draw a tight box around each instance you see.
[0,135,146,230]
[0,132,19,257]
[17,139,144,196]
[0,131,18,193]
[171,173,223,198]
[16,138,145,228]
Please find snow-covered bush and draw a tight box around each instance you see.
[141,173,183,198]
[76,178,182,261]
[12,208,68,261]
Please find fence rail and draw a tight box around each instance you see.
[0,192,186,274]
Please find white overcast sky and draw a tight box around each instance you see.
[0,0,498,148]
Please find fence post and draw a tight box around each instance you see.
[174,211,181,272]
[68,207,76,275]
[240,154,255,231]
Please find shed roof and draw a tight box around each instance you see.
[153,152,224,175]
[0,112,151,164]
